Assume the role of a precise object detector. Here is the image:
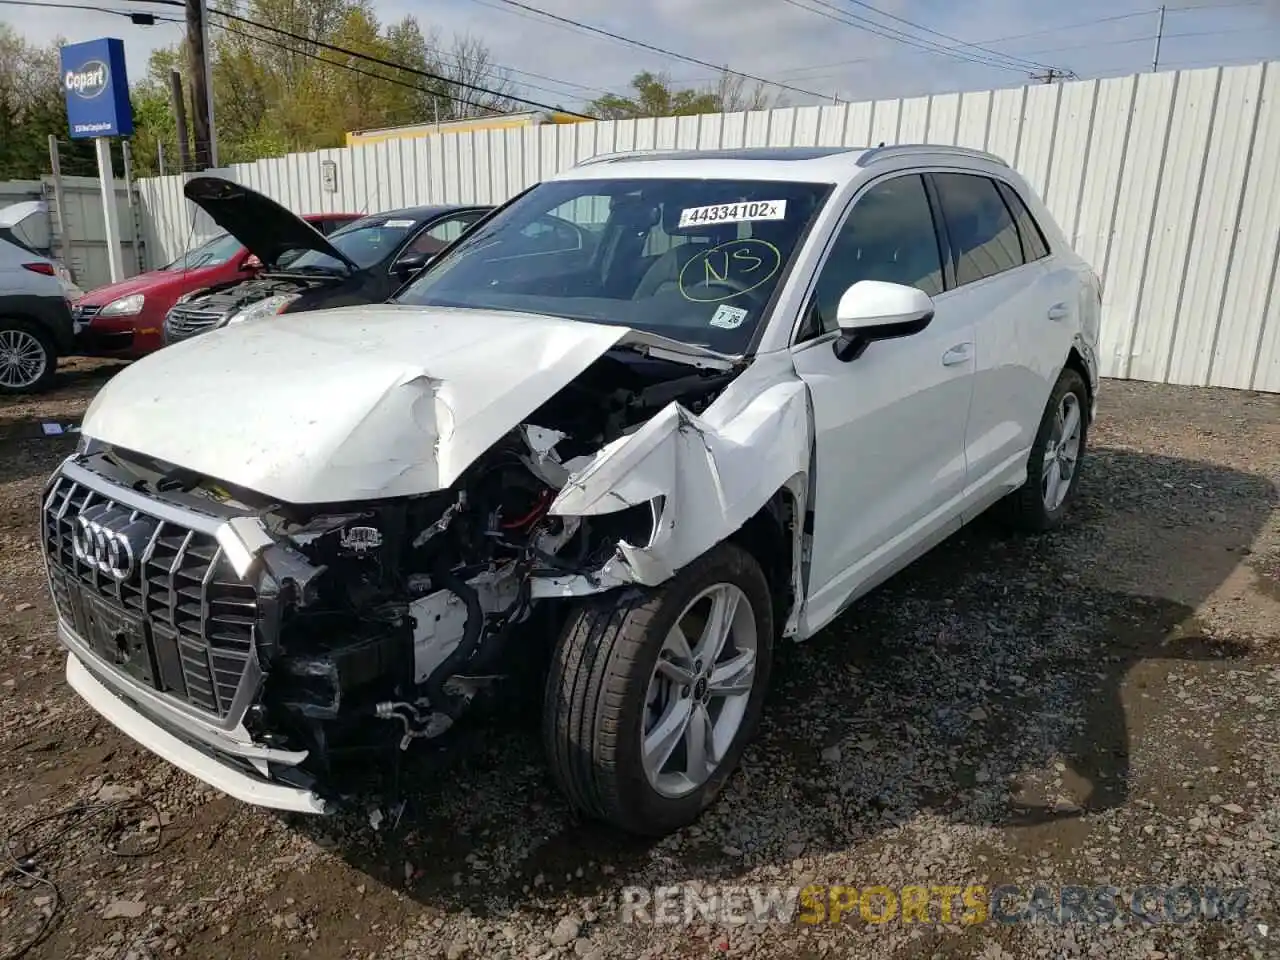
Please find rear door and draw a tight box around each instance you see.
[926,171,1060,500]
[994,180,1083,405]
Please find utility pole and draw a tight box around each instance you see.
[1029,67,1078,84]
[1152,5,1166,72]
[185,0,213,169]
[200,0,217,165]
[169,69,193,172]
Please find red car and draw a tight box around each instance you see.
[72,212,358,359]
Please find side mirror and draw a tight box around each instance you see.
[243,253,263,272]
[392,251,432,280]
[832,280,935,362]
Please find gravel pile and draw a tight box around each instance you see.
[1,367,1277,959]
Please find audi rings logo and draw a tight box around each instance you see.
[72,505,157,582]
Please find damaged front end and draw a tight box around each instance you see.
[47,343,810,812]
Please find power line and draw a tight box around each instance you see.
[775,24,1276,82]
[208,7,591,117]
[122,0,596,117]
[1019,26,1267,58]
[214,21,522,120]
[427,44,608,99]
[477,0,840,101]
[778,0,1068,76]
[0,0,178,19]
[758,10,1163,80]
[786,0,1052,74]
[123,0,618,106]
[836,0,1056,71]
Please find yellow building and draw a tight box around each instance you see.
[346,111,589,147]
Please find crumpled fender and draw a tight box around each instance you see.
[531,352,812,634]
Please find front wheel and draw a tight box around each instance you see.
[1002,367,1089,532]
[542,542,774,836]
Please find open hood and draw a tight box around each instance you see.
[183,176,359,272]
[78,305,690,504]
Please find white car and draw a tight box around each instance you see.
[0,233,77,393]
[0,200,84,300]
[43,145,1100,836]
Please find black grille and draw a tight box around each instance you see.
[43,475,258,719]
[72,304,101,322]
[164,304,226,344]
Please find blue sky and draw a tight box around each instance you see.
[6,0,1280,107]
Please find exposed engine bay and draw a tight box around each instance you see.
[178,274,331,318]
[80,348,738,800]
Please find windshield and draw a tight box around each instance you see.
[394,177,830,353]
[164,232,244,271]
[286,216,421,272]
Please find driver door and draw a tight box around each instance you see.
[790,173,975,633]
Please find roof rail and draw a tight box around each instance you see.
[574,149,681,167]
[856,143,1010,168]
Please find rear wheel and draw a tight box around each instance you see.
[0,319,56,395]
[1002,367,1089,532]
[542,542,773,836]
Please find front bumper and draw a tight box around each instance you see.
[61,622,328,814]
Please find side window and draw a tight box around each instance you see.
[931,173,1025,285]
[995,181,1051,261]
[806,174,944,337]
[407,213,482,257]
[518,214,581,254]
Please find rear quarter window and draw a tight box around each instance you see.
[931,172,1026,286]
[995,181,1051,261]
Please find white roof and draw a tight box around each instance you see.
[552,144,1011,185]
[0,199,45,228]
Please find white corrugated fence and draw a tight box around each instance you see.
[136,61,1280,392]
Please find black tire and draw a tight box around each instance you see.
[0,318,57,395]
[542,542,774,836]
[1001,366,1090,532]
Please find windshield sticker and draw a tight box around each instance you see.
[678,200,786,228]
[709,304,748,330]
[677,239,782,303]
[382,219,416,228]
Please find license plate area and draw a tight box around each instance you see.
[79,588,158,690]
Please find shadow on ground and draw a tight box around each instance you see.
[286,447,1277,913]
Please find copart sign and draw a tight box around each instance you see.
[65,61,109,99]
[58,38,133,139]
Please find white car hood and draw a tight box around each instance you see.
[81,305,641,504]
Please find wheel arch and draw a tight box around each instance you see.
[1063,342,1097,421]
[726,482,805,639]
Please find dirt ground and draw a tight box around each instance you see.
[1,361,1278,960]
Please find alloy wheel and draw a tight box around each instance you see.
[641,582,758,799]
[1042,391,1082,512]
[0,328,48,389]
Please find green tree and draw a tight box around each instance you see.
[588,70,778,120]
[0,25,98,179]
[124,0,520,175]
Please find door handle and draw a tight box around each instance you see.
[941,343,973,366]
[1048,303,1069,321]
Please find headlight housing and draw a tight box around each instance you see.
[225,293,300,327]
[99,293,145,317]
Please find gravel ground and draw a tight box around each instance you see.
[1,362,1278,960]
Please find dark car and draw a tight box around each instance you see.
[162,177,491,345]
[73,212,359,359]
